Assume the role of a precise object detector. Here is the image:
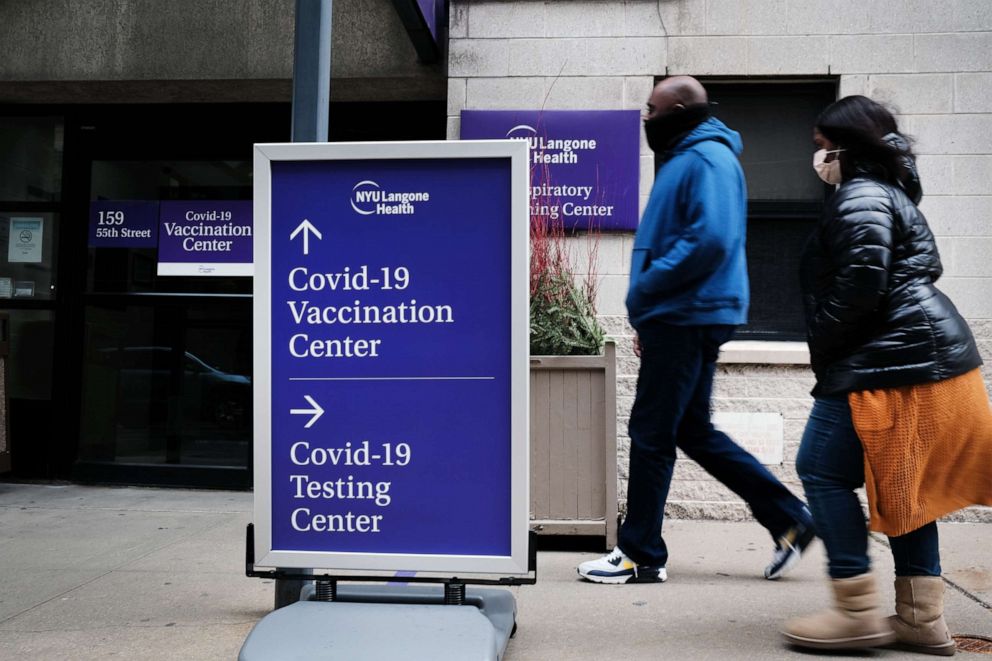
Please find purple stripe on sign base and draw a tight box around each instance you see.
[388,570,417,586]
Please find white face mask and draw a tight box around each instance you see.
[813,148,845,185]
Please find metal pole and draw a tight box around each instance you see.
[275,576,308,610]
[291,0,332,142]
[275,0,332,608]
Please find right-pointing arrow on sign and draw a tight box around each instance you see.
[290,219,322,256]
[290,395,325,428]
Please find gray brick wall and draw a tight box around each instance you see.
[449,0,992,524]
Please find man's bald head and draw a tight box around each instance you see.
[646,76,708,119]
[642,76,713,152]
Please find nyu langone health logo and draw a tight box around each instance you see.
[350,180,430,216]
[504,124,598,165]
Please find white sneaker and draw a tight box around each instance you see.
[577,547,667,584]
[765,517,816,580]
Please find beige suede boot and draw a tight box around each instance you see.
[890,576,956,656]
[782,573,896,650]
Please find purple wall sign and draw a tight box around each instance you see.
[415,0,443,40]
[157,200,253,276]
[88,201,159,248]
[460,110,640,231]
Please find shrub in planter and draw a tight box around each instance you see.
[529,201,605,356]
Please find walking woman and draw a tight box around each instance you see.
[783,95,992,654]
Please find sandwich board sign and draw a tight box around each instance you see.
[252,140,530,575]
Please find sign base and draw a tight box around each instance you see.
[239,585,516,661]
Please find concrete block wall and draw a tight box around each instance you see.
[0,0,442,103]
[448,0,992,523]
[0,0,299,82]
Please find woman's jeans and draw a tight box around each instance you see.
[796,395,941,579]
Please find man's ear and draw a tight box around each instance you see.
[673,103,686,111]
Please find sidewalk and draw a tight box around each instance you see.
[0,482,989,660]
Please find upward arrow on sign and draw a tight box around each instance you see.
[290,219,322,255]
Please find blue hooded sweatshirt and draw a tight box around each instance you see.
[626,117,749,329]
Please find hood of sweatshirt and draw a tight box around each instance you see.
[668,117,744,158]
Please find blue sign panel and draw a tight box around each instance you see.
[253,141,529,574]
[460,110,641,231]
[158,200,253,276]
[88,200,159,248]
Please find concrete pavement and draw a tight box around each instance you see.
[0,482,989,660]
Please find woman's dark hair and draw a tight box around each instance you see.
[815,95,916,190]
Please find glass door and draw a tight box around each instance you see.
[0,114,63,478]
[71,104,289,488]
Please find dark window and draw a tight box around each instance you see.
[78,300,253,469]
[0,116,63,202]
[654,81,837,339]
[711,82,837,339]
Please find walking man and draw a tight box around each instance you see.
[578,76,815,584]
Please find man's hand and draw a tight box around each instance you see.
[633,332,642,358]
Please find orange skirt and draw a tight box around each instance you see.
[849,368,992,537]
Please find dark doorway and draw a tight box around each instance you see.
[3,99,445,488]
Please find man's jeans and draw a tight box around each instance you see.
[618,321,809,568]
[796,396,941,579]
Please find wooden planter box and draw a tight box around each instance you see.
[529,341,618,549]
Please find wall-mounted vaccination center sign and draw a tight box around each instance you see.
[88,199,254,276]
[460,110,640,231]
[252,140,530,574]
[157,201,253,276]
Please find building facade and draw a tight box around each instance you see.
[2,1,990,522]
[447,0,992,522]
[0,0,447,487]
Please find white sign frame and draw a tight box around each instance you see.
[252,140,531,575]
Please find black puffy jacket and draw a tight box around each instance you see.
[800,174,982,397]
